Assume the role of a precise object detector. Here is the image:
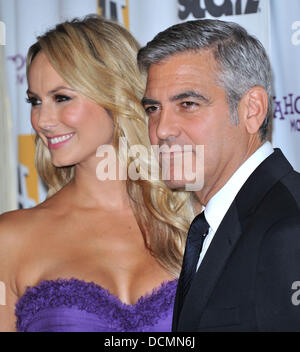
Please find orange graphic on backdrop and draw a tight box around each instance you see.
[98,0,129,29]
[18,134,39,207]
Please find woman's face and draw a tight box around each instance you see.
[27,52,114,168]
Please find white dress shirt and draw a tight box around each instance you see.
[196,141,274,271]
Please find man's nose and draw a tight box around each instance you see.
[156,107,181,141]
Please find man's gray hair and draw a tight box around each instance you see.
[137,19,272,141]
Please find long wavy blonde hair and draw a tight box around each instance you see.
[26,15,194,277]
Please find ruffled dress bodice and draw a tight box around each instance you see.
[15,278,177,332]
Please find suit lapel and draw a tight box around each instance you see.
[177,202,242,331]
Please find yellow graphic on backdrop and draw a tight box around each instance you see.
[18,135,38,208]
[98,0,129,29]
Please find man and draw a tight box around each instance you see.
[137,19,300,331]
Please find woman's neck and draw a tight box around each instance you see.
[66,159,130,212]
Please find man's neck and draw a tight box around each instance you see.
[195,137,264,206]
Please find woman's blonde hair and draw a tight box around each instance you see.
[26,15,194,277]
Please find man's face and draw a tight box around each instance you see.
[143,50,250,203]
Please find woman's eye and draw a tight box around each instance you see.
[54,95,71,103]
[26,97,40,106]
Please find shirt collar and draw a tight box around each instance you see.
[204,141,274,233]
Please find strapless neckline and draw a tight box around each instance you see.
[17,277,177,307]
[15,277,178,332]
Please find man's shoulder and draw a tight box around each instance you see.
[254,167,300,219]
[264,160,300,213]
[233,151,300,233]
[279,169,300,206]
[244,166,300,243]
[244,148,300,209]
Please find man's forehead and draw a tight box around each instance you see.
[148,49,216,72]
[145,52,218,99]
[144,79,203,101]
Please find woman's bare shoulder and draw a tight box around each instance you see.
[0,190,72,250]
[0,206,41,231]
[0,205,56,282]
[0,204,54,248]
[0,209,34,252]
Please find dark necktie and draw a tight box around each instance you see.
[181,211,209,299]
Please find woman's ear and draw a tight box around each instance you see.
[239,86,268,135]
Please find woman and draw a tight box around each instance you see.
[0,15,194,332]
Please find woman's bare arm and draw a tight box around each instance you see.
[0,211,24,332]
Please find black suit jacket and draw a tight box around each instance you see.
[172,149,300,331]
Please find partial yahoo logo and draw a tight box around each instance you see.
[273,93,300,133]
[7,54,26,85]
[0,21,6,45]
[0,281,5,306]
[96,137,205,191]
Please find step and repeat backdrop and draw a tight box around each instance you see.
[0,0,299,212]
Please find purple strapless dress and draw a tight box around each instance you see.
[15,278,177,332]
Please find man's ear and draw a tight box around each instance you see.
[239,86,268,134]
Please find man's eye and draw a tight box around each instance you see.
[55,95,71,103]
[144,105,158,114]
[181,101,198,108]
[26,97,40,106]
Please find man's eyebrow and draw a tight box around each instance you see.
[170,90,210,103]
[141,97,160,106]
